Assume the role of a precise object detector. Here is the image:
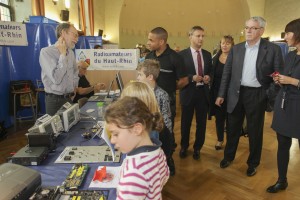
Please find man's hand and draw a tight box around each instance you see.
[78,60,88,68]
[193,75,203,83]
[56,37,67,56]
[94,83,106,91]
[203,75,210,84]
[215,97,224,107]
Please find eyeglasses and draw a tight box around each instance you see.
[68,31,79,38]
[244,26,262,31]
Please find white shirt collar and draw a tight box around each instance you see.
[190,46,202,53]
[245,39,261,48]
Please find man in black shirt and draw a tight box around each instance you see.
[146,27,188,147]
[73,61,105,104]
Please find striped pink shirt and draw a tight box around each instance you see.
[117,147,169,200]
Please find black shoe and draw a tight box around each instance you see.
[167,157,176,176]
[179,149,187,158]
[193,150,200,160]
[246,167,257,176]
[266,181,288,193]
[220,159,231,168]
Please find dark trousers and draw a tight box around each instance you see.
[224,86,267,167]
[45,95,72,116]
[214,102,227,142]
[180,87,208,151]
[159,126,173,158]
[276,133,291,182]
[169,92,176,146]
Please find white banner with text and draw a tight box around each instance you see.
[0,21,28,46]
[75,49,139,70]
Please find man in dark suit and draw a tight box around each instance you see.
[179,26,212,160]
[216,16,284,176]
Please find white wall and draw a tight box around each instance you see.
[264,0,300,41]
[11,0,32,22]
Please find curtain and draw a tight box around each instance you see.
[88,0,94,36]
[32,0,45,16]
[79,0,86,35]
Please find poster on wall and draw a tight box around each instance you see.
[0,21,28,46]
[75,49,139,70]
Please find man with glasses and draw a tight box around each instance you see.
[215,16,283,176]
[73,61,105,104]
[39,23,80,115]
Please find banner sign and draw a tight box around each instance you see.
[75,49,139,70]
[0,21,28,46]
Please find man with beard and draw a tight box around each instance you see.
[39,23,79,115]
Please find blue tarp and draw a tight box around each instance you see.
[0,23,57,128]
[0,22,102,128]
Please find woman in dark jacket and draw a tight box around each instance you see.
[210,35,234,150]
[267,18,300,193]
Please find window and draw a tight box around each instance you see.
[0,0,11,21]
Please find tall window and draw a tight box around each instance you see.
[0,0,11,21]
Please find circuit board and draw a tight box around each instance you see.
[55,146,121,164]
[58,190,109,200]
[29,186,109,200]
[62,164,89,190]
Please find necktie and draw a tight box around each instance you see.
[196,50,203,76]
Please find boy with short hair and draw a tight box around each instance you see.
[136,59,176,176]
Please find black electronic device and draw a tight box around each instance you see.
[0,163,41,200]
[11,146,48,166]
[115,71,124,93]
[60,10,69,21]
[29,186,59,200]
[98,29,103,36]
[26,132,56,151]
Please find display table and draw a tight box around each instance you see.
[29,101,122,200]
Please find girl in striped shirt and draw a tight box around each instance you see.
[105,96,170,200]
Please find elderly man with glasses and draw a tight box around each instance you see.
[40,23,80,115]
[215,16,284,177]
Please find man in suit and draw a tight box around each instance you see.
[179,26,212,160]
[215,16,283,176]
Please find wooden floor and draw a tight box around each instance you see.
[1,107,300,199]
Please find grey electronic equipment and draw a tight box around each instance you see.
[0,163,41,200]
[28,114,64,137]
[11,146,48,166]
[56,103,80,132]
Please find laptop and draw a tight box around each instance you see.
[88,79,114,102]
[115,71,124,93]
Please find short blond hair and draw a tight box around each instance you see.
[121,82,159,113]
[121,82,163,131]
[136,59,160,80]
